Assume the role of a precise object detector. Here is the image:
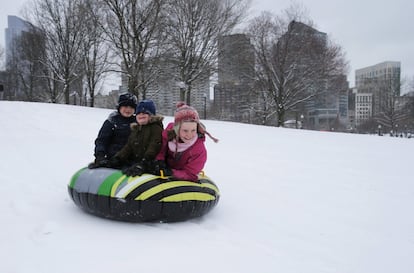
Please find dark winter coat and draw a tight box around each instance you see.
[114,115,164,166]
[94,111,136,160]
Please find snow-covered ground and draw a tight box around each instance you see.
[1,101,413,273]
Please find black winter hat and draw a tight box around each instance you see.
[117,93,138,109]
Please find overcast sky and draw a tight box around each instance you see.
[1,0,414,88]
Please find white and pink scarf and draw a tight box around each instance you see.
[168,136,197,153]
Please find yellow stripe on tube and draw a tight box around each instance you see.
[200,182,220,194]
[116,174,158,199]
[135,181,204,200]
[110,174,128,197]
[161,192,216,202]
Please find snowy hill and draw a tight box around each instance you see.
[1,101,413,273]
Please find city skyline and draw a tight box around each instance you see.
[1,0,414,90]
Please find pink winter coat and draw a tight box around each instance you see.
[156,122,207,181]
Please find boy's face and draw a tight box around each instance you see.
[119,106,135,117]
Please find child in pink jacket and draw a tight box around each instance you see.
[154,102,218,181]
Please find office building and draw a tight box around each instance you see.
[355,93,373,126]
[214,34,256,123]
[5,15,31,68]
[355,61,401,125]
[283,21,349,130]
[120,58,210,117]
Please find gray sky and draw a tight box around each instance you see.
[2,0,414,89]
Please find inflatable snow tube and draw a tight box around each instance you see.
[67,167,220,222]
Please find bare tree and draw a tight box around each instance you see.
[30,0,87,103]
[6,26,49,101]
[0,45,4,70]
[164,0,249,105]
[247,6,348,126]
[408,77,414,122]
[101,0,165,99]
[80,0,111,107]
[375,78,410,133]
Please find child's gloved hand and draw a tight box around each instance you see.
[88,156,109,169]
[151,160,172,176]
[122,163,144,177]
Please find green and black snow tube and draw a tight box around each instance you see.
[68,167,220,222]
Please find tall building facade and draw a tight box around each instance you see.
[0,71,6,100]
[214,26,349,129]
[5,16,31,68]
[147,65,210,118]
[283,21,349,130]
[120,59,210,117]
[306,75,349,130]
[355,61,401,125]
[3,15,45,101]
[355,93,372,126]
[213,34,256,123]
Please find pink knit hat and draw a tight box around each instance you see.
[173,102,219,143]
[174,102,200,124]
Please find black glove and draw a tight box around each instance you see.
[107,156,122,169]
[151,160,172,176]
[88,156,109,169]
[122,162,145,177]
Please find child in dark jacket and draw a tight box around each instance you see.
[89,93,137,169]
[109,99,164,177]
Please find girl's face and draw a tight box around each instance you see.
[178,122,197,143]
[119,106,135,117]
[136,112,150,125]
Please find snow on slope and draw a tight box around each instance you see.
[0,101,413,273]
